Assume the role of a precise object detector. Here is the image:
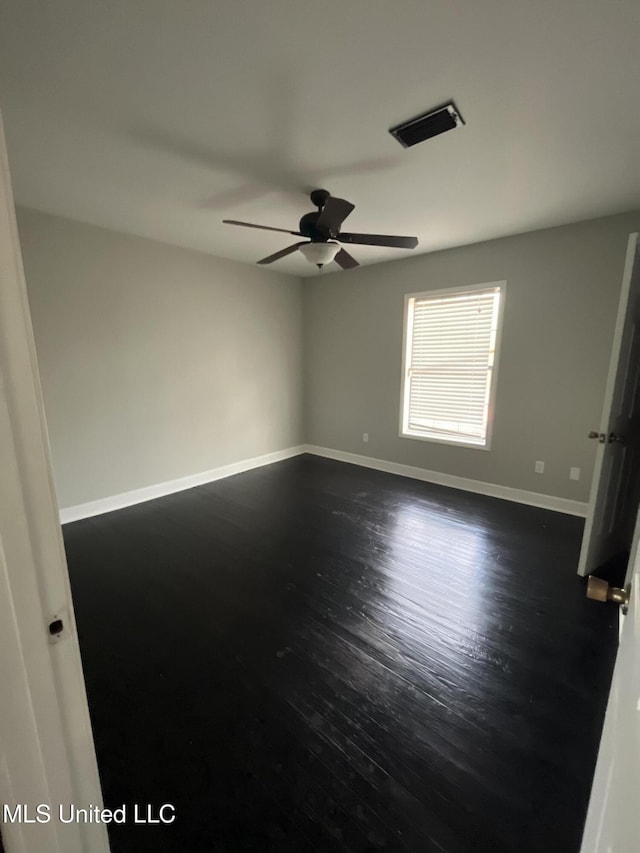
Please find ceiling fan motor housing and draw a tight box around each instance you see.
[299,211,332,241]
[299,189,338,241]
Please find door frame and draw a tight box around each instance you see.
[0,107,109,852]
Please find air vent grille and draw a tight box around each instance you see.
[390,102,464,148]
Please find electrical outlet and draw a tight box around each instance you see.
[363,433,369,443]
[570,467,580,481]
[535,461,544,474]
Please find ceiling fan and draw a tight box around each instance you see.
[223,189,419,269]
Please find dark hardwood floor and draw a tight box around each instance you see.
[63,455,618,853]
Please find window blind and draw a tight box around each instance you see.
[403,286,502,446]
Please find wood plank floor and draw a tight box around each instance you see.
[63,455,619,853]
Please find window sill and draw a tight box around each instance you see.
[399,430,491,451]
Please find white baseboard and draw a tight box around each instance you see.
[304,444,588,517]
[59,445,306,523]
[60,442,588,523]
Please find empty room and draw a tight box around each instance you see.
[1,2,639,853]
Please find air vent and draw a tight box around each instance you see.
[389,102,464,148]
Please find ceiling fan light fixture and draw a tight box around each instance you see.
[299,241,340,268]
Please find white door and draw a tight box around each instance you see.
[580,520,640,852]
[0,107,109,852]
[578,234,640,576]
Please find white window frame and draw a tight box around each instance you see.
[399,280,506,451]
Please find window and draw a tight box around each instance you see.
[400,282,505,449]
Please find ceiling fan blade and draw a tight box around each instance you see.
[338,232,418,249]
[223,219,303,236]
[315,196,355,235]
[257,242,307,265]
[334,248,359,270]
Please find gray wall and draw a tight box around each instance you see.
[18,206,640,510]
[304,211,640,502]
[18,208,303,508]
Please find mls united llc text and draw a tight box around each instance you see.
[3,804,176,824]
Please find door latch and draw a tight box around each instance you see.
[47,607,69,643]
[586,577,631,615]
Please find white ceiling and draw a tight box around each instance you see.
[0,0,639,277]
